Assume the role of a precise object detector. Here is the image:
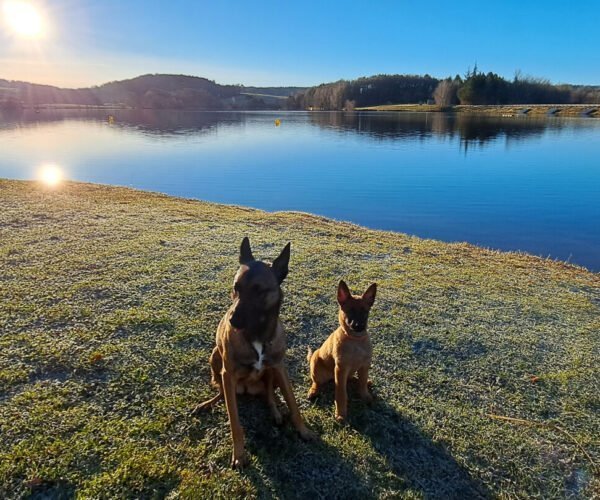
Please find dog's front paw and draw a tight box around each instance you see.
[335,413,347,424]
[299,426,318,441]
[307,388,318,400]
[231,450,249,469]
[360,391,374,404]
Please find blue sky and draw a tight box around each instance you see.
[1,0,599,88]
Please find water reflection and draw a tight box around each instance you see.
[2,109,596,151]
[307,111,589,151]
[0,108,227,137]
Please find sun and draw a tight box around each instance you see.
[2,0,44,38]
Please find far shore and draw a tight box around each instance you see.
[356,103,600,117]
[1,103,598,117]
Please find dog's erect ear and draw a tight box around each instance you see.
[239,237,254,265]
[337,280,351,305]
[362,283,377,308]
[271,242,291,283]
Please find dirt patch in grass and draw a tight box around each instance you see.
[0,179,598,498]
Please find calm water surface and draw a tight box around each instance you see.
[1,109,599,271]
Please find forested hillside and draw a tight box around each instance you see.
[289,70,600,110]
[0,74,305,110]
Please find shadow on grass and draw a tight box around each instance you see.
[311,380,491,499]
[189,394,371,498]
[190,384,489,498]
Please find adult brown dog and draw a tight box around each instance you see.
[193,237,315,468]
[307,280,377,421]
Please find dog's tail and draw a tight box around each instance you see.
[306,346,313,363]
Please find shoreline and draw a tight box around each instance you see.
[3,104,599,118]
[356,103,600,118]
[2,178,594,273]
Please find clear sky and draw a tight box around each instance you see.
[1,0,599,88]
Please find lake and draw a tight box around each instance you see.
[1,109,599,271]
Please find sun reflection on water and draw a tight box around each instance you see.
[37,164,64,186]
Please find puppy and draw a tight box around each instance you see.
[193,237,315,468]
[307,280,377,421]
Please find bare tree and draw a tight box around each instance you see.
[433,80,456,107]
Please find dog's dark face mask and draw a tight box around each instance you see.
[229,237,290,337]
[337,280,377,334]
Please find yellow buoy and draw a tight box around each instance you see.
[108,115,115,124]
[274,119,281,127]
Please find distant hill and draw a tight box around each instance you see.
[0,80,99,109]
[0,74,307,110]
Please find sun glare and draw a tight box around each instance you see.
[3,0,44,38]
[38,164,64,187]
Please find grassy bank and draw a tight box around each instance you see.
[0,180,598,498]
[357,104,600,117]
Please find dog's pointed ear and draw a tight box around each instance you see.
[271,242,291,283]
[363,283,377,308]
[337,280,351,305]
[239,237,254,265]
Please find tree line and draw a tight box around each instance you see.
[288,68,600,110]
[2,70,599,112]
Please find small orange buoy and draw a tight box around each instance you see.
[274,119,281,127]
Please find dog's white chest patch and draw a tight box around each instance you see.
[252,341,264,371]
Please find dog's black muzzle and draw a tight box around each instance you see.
[348,319,366,332]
